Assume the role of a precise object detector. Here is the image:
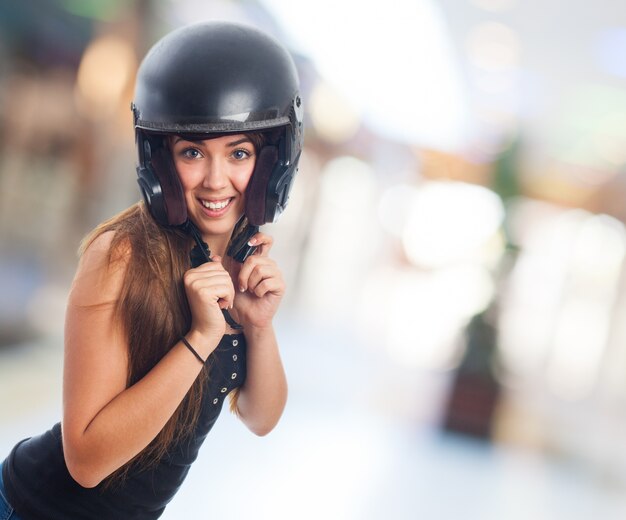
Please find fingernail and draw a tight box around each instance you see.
[239,286,245,292]
[247,239,256,246]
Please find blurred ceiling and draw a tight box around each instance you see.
[0,0,99,68]
[260,0,626,165]
[1,0,624,170]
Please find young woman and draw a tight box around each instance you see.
[0,21,303,519]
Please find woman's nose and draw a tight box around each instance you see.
[201,158,228,190]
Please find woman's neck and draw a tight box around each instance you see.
[203,234,229,259]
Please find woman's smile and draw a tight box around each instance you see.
[198,197,235,216]
[169,134,256,243]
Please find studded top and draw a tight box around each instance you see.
[204,334,247,410]
[1,333,248,520]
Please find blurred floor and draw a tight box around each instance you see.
[1,316,626,520]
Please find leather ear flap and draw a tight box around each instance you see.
[150,146,188,226]
[245,145,278,226]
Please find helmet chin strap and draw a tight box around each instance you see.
[181,219,243,331]
[181,220,210,262]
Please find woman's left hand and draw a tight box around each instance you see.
[230,232,285,329]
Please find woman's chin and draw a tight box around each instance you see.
[191,217,238,243]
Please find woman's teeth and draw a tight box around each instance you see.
[201,199,230,210]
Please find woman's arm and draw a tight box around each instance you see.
[62,232,232,488]
[234,324,287,436]
[230,233,288,435]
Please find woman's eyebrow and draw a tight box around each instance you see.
[171,136,252,147]
[227,137,252,147]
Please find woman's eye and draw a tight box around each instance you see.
[232,149,252,160]
[181,148,202,159]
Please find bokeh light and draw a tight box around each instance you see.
[402,181,505,269]
[75,34,136,120]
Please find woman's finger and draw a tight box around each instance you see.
[244,262,284,298]
[250,275,284,298]
[248,232,274,257]
[184,265,235,308]
[237,256,276,292]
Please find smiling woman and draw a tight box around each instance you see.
[0,20,303,520]
[169,134,261,249]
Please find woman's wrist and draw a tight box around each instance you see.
[237,312,276,333]
[242,322,275,343]
[184,328,222,358]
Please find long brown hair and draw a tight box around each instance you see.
[80,202,207,485]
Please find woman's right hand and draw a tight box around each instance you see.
[63,236,234,487]
[183,255,234,350]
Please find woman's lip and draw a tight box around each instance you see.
[197,197,234,217]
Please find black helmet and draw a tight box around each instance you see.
[131,21,304,227]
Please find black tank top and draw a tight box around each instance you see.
[2,333,246,520]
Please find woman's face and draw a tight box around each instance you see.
[170,134,256,242]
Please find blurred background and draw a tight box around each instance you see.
[1,0,626,518]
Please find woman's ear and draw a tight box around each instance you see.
[149,137,188,226]
[244,145,278,226]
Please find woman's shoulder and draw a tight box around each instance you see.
[70,230,131,307]
[82,229,132,270]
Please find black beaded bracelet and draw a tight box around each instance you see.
[180,336,205,365]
